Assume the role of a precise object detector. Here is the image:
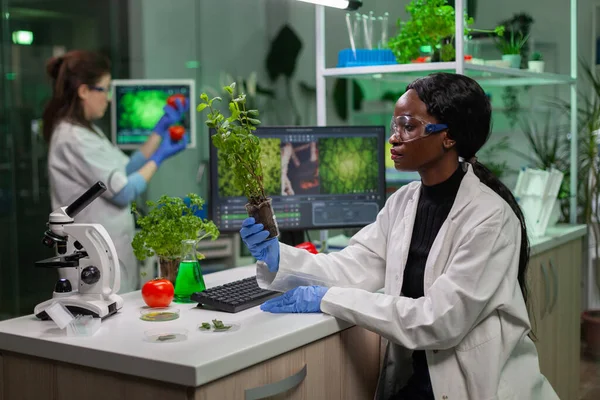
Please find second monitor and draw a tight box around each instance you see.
[209,126,386,233]
[111,79,196,150]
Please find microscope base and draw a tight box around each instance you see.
[34,294,124,320]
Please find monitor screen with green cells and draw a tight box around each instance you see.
[110,79,196,150]
[209,125,387,232]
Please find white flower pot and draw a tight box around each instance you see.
[528,60,545,73]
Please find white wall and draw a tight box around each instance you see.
[128,0,203,201]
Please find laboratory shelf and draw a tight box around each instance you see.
[322,62,575,87]
[315,0,578,223]
[322,62,456,78]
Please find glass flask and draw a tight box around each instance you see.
[173,239,206,303]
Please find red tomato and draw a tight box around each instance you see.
[169,125,185,142]
[167,94,186,109]
[142,278,174,308]
[295,242,318,254]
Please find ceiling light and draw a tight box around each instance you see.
[295,0,362,11]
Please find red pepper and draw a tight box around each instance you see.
[295,242,318,254]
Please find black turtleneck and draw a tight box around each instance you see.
[396,165,465,400]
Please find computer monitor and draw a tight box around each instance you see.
[110,79,196,150]
[209,126,387,234]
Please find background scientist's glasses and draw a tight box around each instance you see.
[89,85,113,101]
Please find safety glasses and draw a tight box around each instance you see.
[88,85,112,101]
[390,115,448,142]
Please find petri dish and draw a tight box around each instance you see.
[144,328,188,343]
[197,321,240,333]
[140,307,180,322]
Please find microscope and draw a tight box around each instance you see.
[34,181,124,320]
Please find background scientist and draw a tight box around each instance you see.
[42,50,188,293]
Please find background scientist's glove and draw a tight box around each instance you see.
[150,134,188,166]
[240,217,279,272]
[261,286,329,313]
[153,97,189,137]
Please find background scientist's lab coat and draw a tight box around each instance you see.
[48,121,138,293]
[257,164,558,400]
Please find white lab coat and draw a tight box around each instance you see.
[48,121,138,293]
[257,164,558,400]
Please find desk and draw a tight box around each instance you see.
[0,266,380,400]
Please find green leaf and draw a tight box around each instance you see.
[200,93,209,102]
[196,103,208,112]
[248,118,261,125]
[224,86,233,95]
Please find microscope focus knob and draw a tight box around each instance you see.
[81,266,101,285]
[54,278,72,293]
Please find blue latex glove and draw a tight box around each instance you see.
[261,286,329,313]
[150,133,188,166]
[240,217,280,272]
[153,98,189,137]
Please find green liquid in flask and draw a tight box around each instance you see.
[174,260,206,303]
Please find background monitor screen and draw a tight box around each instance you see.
[209,126,387,232]
[111,79,196,149]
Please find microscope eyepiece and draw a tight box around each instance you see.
[65,181,107,218]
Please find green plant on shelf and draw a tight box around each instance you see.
[495,30,529,55]
[531,51,543,61]
[387,0,504,64]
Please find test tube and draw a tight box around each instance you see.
[363,14,371,50]
[354,13,362,48]
[377,16,383,48]
[382,12,389,47]
[369,11,375,51]
[345,12,356,58]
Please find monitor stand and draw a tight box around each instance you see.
[278,230,306,247]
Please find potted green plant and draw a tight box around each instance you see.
[131,194,220,286]
[387,0,504,64]
[495,30,529,68]
[198,82,279,239]
[528,51,544,73]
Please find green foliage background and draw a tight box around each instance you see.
[217,138,281,197]
[318,137,379,194]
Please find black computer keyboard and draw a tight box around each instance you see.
[191,276,280,313]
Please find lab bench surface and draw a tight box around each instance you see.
[0,266,380,400]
